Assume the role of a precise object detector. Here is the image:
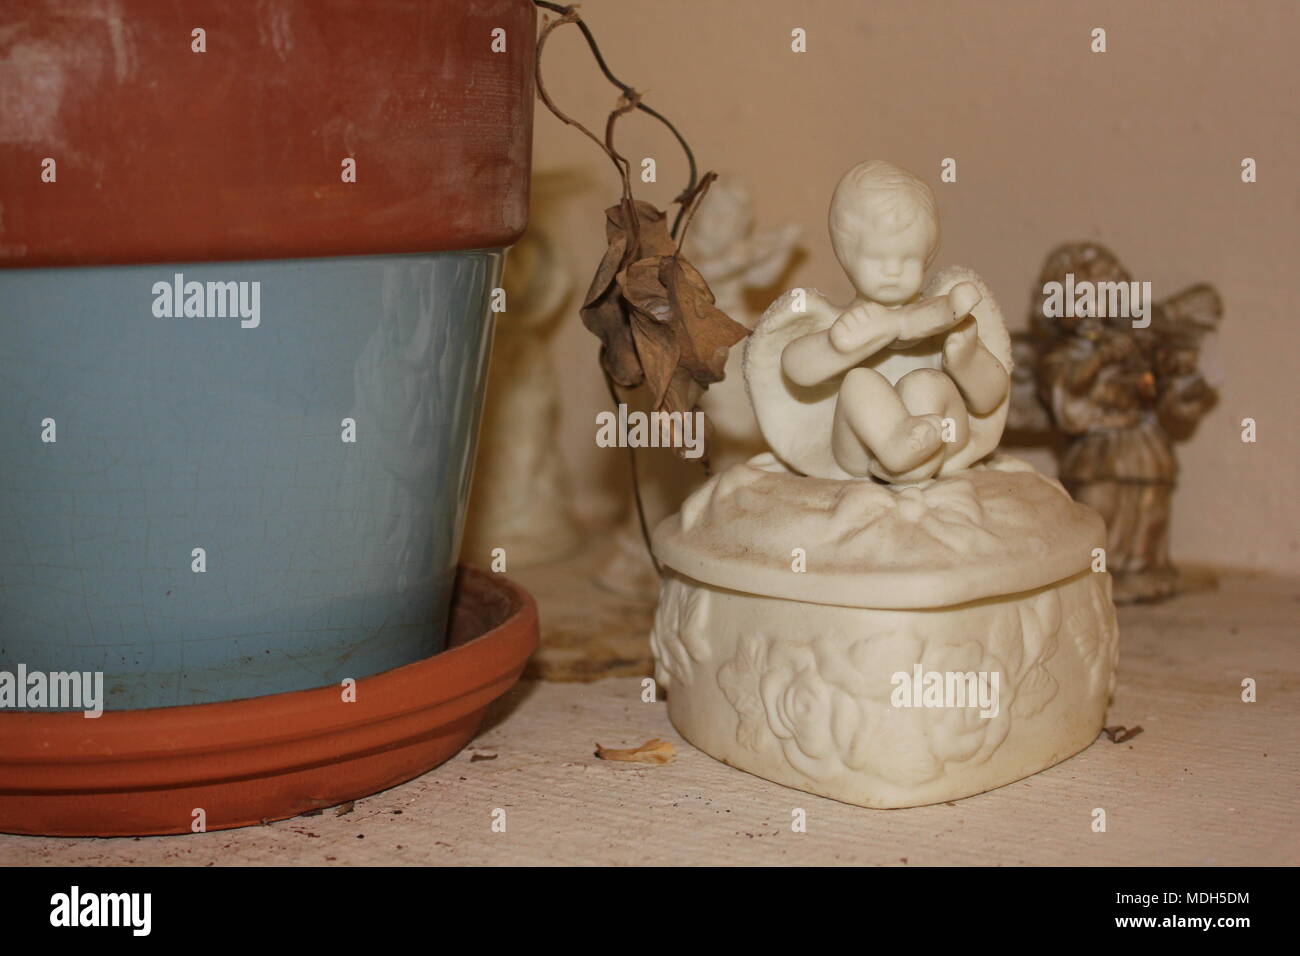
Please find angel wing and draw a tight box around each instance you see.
[744,268,1012,481]
[743,287,846,479]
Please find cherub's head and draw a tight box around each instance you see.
[829,161,939,305]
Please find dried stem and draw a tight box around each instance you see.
[532,0,713,580]
[603,369,662,579]
[672,170,718,249]
[533,9,622,177]
[532,0,699,236]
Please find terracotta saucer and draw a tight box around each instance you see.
[0,567,538,837]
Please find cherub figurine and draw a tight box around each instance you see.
[1016,241,1223,602]
[748,161,1013,483]
[461,176,583,568]
[690,178,801,473]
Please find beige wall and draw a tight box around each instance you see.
[526,0,1300,574]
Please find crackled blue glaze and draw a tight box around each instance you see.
[0,251,500,708]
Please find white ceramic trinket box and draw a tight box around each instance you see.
[650,161,1119,808]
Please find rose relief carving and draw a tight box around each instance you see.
[699,585,1087,788]
[649,576,713,690]
[717,635,768,751]
[1070,573,1120,700]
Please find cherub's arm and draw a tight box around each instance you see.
[783,282,983,387]
[741,224,800,289]
[1158,372,1216,427]
[942,318,1011,415]
[1059,335,1134,393]
[1061,350,1106,393]
[781,303,899,387]
[1037,343,1103,434]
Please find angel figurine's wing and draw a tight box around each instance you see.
[743,287,847,479]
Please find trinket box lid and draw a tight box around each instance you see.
[652,453,1105,609]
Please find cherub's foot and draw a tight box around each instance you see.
[830,302,892,353]
[895,295,967,344]
[876,413,944,473]
[942,316,979,367]
[949,281,982,320]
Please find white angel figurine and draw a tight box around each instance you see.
[747,160,1013,483]
[687,178,800,473]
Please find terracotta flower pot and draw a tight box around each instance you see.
[0,0,536,708]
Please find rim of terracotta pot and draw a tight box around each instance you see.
[0,0,535,267]
[0,566,538,837]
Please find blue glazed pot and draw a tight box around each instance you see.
[0,0,536,716]
[0,252,501,708]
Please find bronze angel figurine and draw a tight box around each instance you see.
[1009,242,1222,603]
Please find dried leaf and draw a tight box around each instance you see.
[622,259,680,406]
[594,737,676,765]
[618,247,747,416]
[662,253,744,386]
[579,180,750,453]
[533,7,751,575]
[580,200,676,388]
[661,366,703,417]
